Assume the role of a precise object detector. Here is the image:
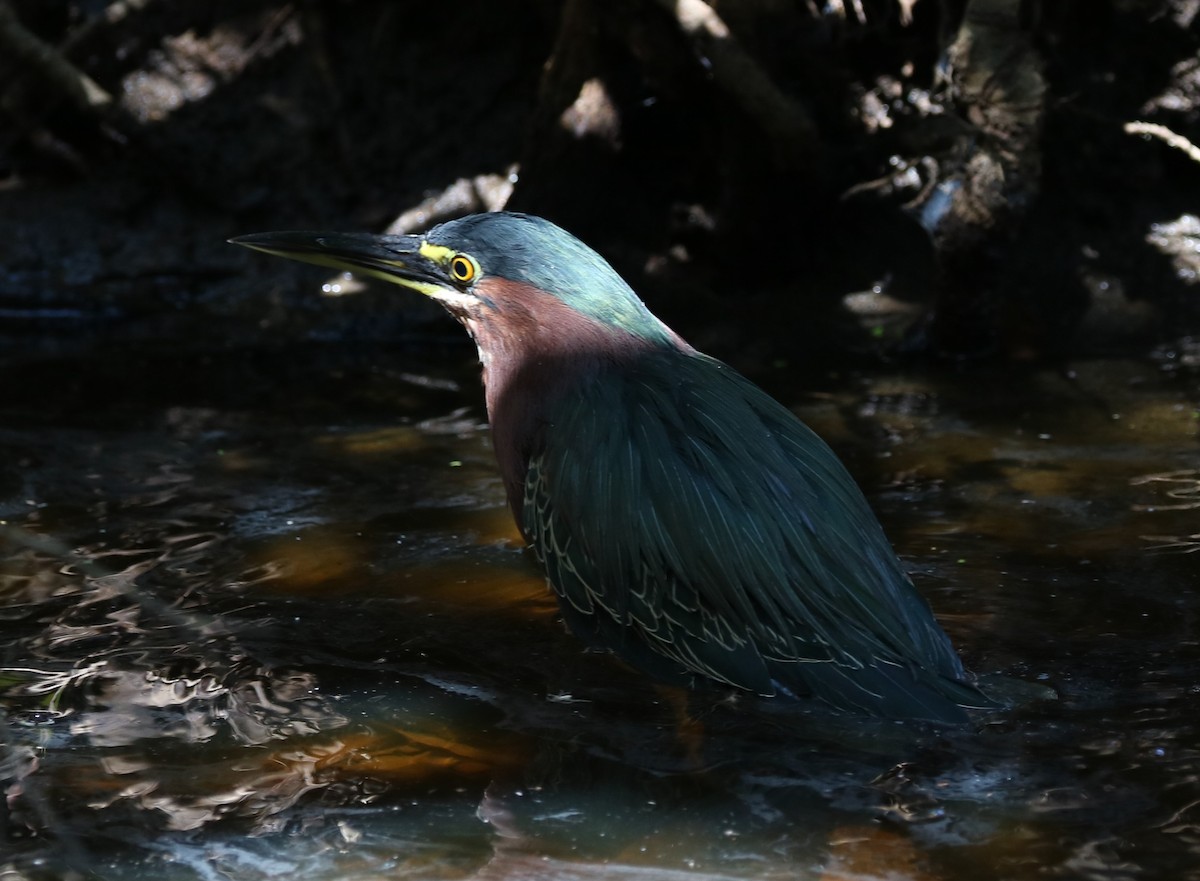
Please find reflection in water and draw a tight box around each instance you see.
[1131,469,1200,554]
[1,345,1199,879]
[1131,469,1200,512]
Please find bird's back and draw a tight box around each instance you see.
[523,348,990,722]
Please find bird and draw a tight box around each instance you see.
[232,211,994,722]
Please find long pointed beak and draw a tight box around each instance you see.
[229,231,452,298]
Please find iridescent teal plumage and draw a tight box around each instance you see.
[232,212,993,722]
[424,213,677,346]
[523,348,984,721]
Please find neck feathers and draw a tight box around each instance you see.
[459,277,688,524]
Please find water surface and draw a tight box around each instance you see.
[2,338,1198,880]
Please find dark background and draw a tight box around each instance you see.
[2,0,1198,365]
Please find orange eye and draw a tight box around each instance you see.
[449,255,477,284]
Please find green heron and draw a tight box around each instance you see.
[233,212,993,722]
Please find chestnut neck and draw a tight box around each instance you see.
[449,276,689,526]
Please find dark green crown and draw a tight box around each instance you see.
[427,213,674,345]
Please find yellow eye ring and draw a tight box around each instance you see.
[449,255,477,284]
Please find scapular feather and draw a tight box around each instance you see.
[523,348,990,722]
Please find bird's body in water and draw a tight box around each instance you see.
[233,212,993,722]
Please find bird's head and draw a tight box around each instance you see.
[231,212,677,350]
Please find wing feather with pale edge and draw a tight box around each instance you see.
[523,350,988,720]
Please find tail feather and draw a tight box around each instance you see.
[770,659,999,724]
